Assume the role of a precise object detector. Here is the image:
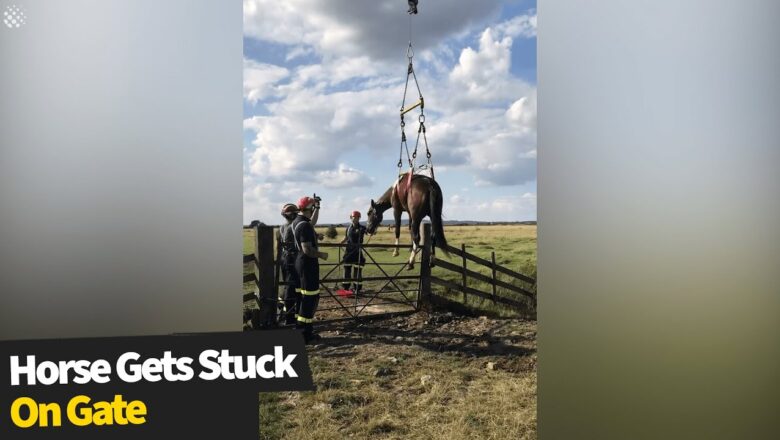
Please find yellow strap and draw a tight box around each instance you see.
[296,315,313,323]
[299,289,320,296]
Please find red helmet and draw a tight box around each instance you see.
[297,196,316,211]
[350,210,361,218]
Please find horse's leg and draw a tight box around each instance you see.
[427,192,437,266]
[392,207,402,257]
[407,217,421,270]
[430,214,437,266]
[430,234,437,266]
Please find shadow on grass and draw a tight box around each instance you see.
[311,320,535,359]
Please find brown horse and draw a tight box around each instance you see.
[366,172,449,269]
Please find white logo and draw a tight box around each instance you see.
[4,4,26,29]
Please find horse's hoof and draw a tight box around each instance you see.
[407,264,415,271]
[392,251,399,257]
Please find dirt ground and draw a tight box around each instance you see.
[260,311,537,439]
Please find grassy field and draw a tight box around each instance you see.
[244,224,537,439]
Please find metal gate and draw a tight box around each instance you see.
[244,224,433,327]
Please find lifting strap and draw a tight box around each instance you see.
[397,6,434,181]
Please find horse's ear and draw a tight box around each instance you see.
[370,199,375,208]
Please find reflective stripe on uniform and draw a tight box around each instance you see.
[296,315,314,323]
[295,288,301,293]
[299,289,319,296]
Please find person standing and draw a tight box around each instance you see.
[340,211,367,294]
[278,203,300,325]
[292,196,327,343]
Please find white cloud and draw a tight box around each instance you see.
[437,29,537,186]
[480,193,537,211]
[506,91,537,132]
[447,28,531,108]
[243,59,290,104]
[243,179,374,225]
[443,192,537,222]
[243,3,538,221]
[495,11,537,39]
[288,55,386,90]
[245,85,399,178]
[285,45,314,61]
[316,164,373,188]
[450,194,466,204]
[243,0,502,62]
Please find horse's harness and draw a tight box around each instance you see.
[397,4,434,182]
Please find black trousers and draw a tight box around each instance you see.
[296,293,320,338]
[342,251,365,291]
[280,260,300,324]
[294,255,320,338]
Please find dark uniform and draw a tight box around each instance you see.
[279,221,300,325]
[342,223,367,292]
[291,214,320,340]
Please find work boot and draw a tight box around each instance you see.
[284,312,296,326]
[304,332,322,345]
[302,323,323,344]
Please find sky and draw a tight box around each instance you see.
[243,0,537,225]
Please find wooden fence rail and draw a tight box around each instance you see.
[441,243,536,285]
[429,276,528,310]
[433,259,535,299]
[432,241,536,314]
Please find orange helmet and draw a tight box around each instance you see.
[297,196,316,211]
[350,210,361,218]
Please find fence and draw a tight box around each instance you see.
[243,222,536,327]
[430,243,536,317]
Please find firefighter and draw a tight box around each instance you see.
[340,211,367,294]
[291,195,327,343]
[278,203,300,325]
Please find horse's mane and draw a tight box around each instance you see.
[375,184,394,210]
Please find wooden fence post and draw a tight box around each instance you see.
[491,251,497,301]
[461,243,467,303]
[274,231,281,302]
[256,225,276,327]
[419,223,432,306]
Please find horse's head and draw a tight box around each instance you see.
[365,199,383,235]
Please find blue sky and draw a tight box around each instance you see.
[243,0,537,224]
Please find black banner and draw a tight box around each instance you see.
[0,331,313,438]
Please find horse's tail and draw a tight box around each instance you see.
[429,180,449,257]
